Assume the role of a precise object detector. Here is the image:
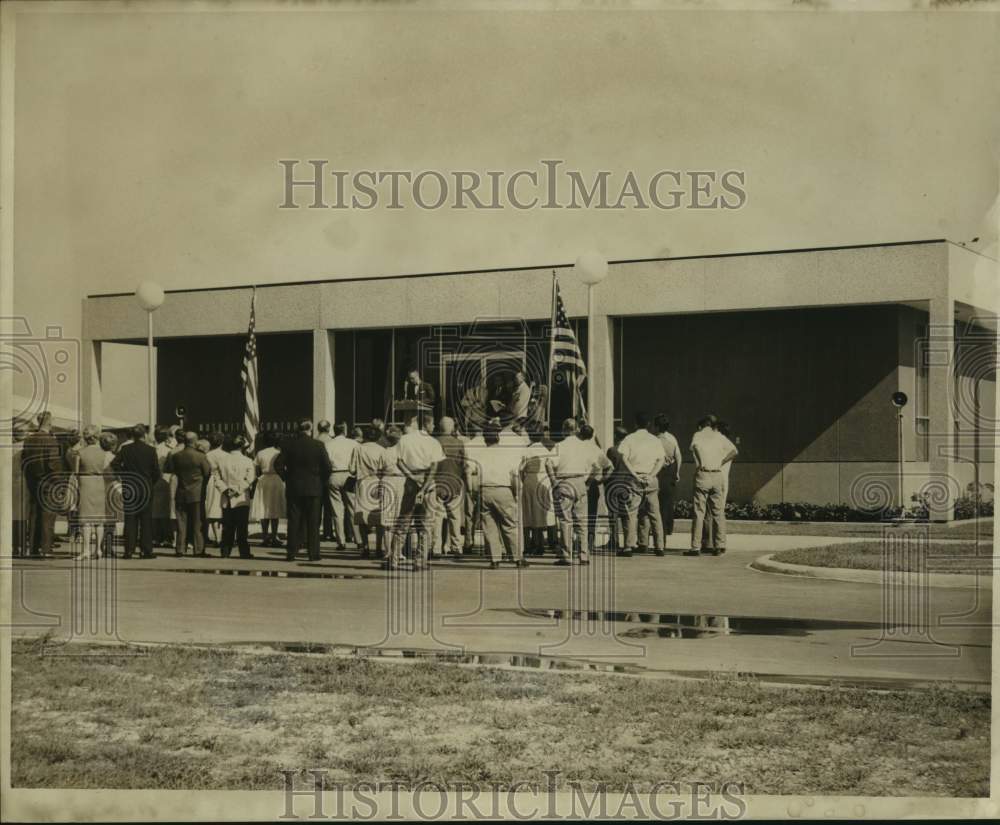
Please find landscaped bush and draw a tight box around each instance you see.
[671,484,993,523]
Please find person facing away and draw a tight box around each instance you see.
[275,419,333,562]
[545,417,601,566]
[617,412,666,557]
[651,413,683,538]
[349,425,388,558]
[700,419,739,551]
[431,416,466,558]
[688,414,738,557]
[165,431,212,556]
[112,424,162,559]
[324,421,359,549]
[316,419,336,542]
[387,412,445,570]
[214,434,256,559]
[473,421,527,569]
[21,410,65,558]
[152,427,176,548]
[603,425,631,553]
[251,430,285,547]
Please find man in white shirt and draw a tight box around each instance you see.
[468,423,527,568]
[617,412,665,557]
[509,370,532,421]
[688,415,738,556]
[637,412,682,549]
[324,422,359,550]
[546,419,601,565]
[389,413,445,570]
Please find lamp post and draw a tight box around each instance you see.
[891,391,908,514]
[135,282,165,436]
[574,251,609,421]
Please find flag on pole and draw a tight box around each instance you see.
[549,271,587,419]
[241,287,260,451]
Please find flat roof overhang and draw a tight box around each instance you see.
[82,240,996,342]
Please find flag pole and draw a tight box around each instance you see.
[547,270,557,429]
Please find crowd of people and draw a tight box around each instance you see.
[10,408,739,569]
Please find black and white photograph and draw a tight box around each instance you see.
[1,0,998,821]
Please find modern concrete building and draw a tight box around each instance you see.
[82,240,999,519]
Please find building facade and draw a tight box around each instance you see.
[81,240,999,519]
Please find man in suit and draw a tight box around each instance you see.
[164,431,212,556]
[404,368,436,408]
[112,424,161,559]
[21,411,65,558]
[275,419,332,561]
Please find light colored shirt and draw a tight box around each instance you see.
[510,381,531,418]
[470,443,525,487]
[214,450,256,508]
[255,446,281,474]
[548,435,602,477]
[619,429,665,477]
[658,431,682,474]
[691,428,737,471]
[325,434,358,471]
[350,441,386,480]
[396,430,446,472]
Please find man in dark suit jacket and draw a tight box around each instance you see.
[164,431,211,556]
[404,369,436,407]
[21,411,65,557]
[275,419,332,561]
[112,424,161,559]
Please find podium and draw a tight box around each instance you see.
[392,399,432,425]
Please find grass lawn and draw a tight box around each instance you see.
[694,518,994,542]
[771,541,995,575]
[11,639,989,796]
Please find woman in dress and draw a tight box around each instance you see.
[520,427,555,556]
[349,426,387,558]
[74,427,115,559]
[380,425,406,561]
[251,430,285,546]
[203,431,226,546]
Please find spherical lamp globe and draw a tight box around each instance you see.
[135,281,165,312]
[575,251,608,286]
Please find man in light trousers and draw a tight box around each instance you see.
[688,414,738,557]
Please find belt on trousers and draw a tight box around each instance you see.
[697,468,722,473]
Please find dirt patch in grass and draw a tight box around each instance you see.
[771,541,994,575]
[11,639,989,796]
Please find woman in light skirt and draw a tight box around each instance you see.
[251,431,286,546]
[203,431,226,546]
[74,428,117,559]
[380,425,406,559]
[520,427,555,556]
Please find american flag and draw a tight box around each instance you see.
[550,272,586,381]
[241,288,260,450]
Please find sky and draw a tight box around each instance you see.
[6,2,1000,415]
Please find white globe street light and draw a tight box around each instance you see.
[135,281,165,436]
[574,251,609,422]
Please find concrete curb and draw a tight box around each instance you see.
[749,553,990,590]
